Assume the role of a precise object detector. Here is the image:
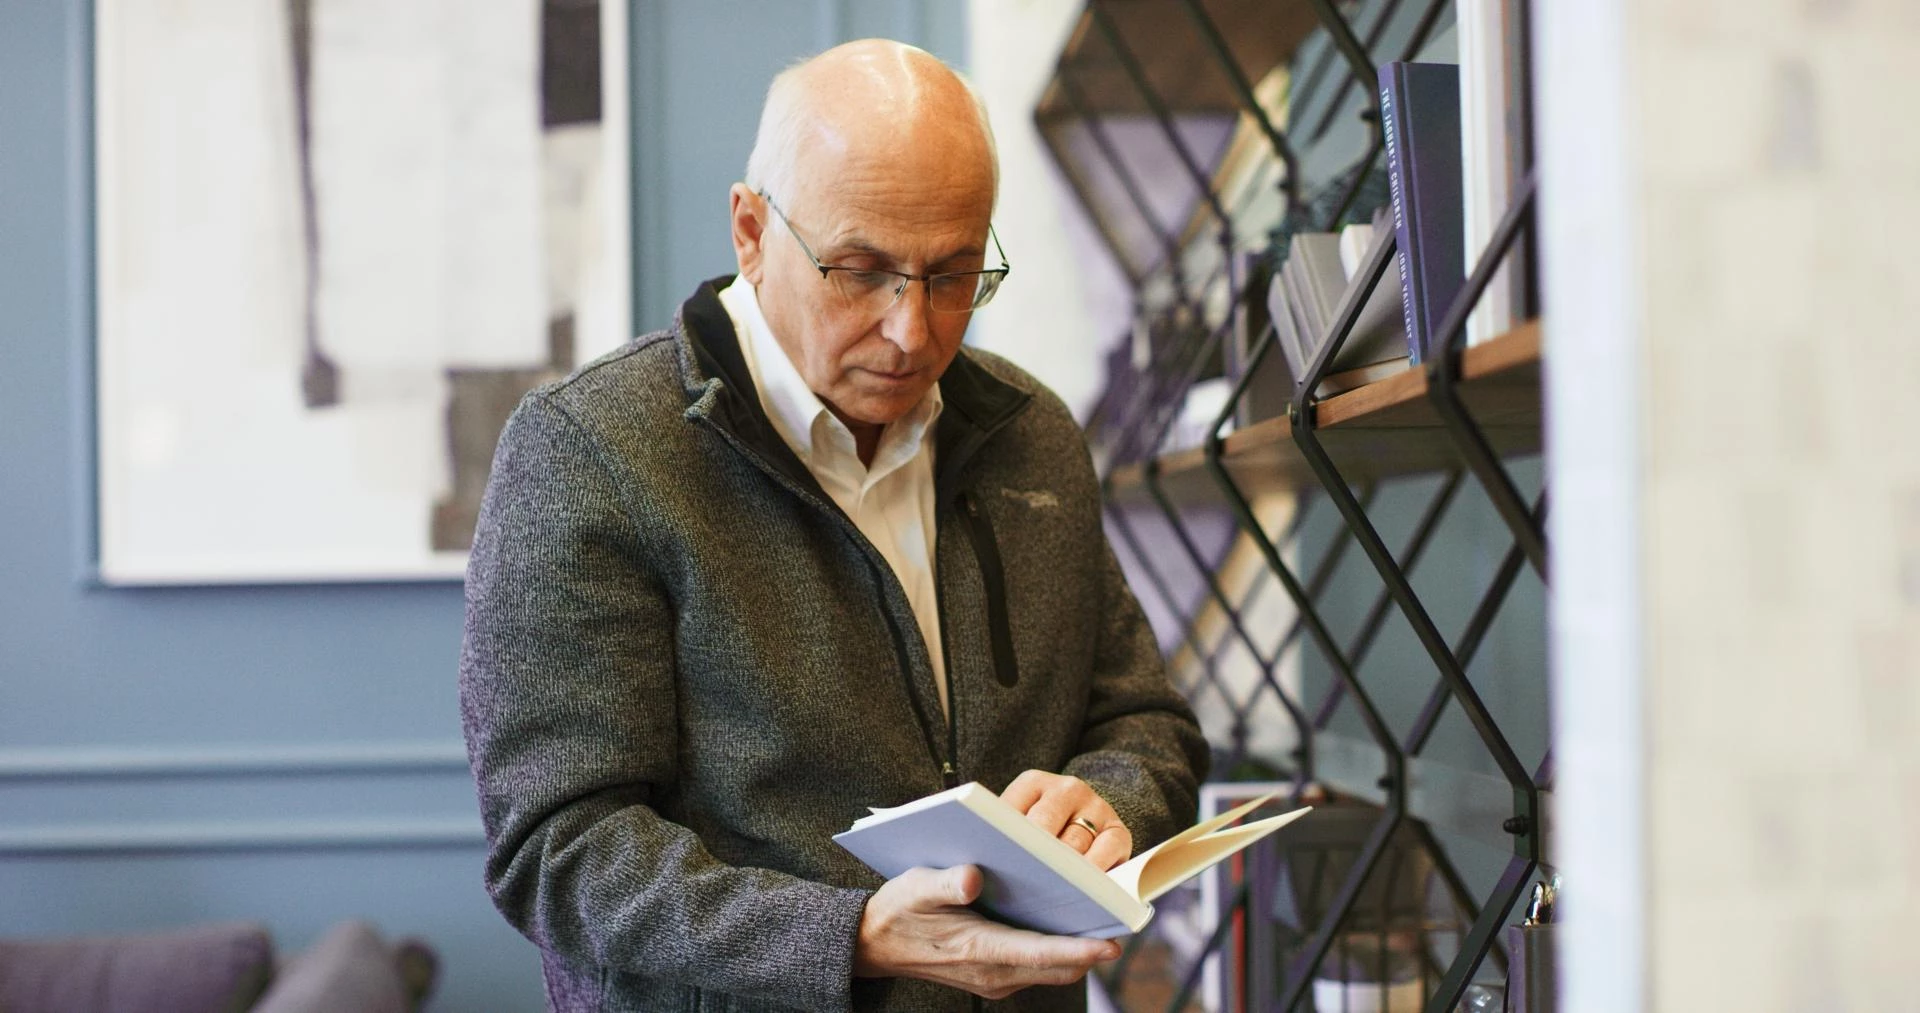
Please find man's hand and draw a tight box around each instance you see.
[1001,770,1133,871]
[853,866,1120,999]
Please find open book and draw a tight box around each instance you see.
[833,783,1311,939]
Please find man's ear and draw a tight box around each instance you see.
[728,183,767,285]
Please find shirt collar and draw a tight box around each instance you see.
[717,276,943,474]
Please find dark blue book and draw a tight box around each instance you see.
[1379,62,1464,364]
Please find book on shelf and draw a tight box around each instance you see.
[1279,241,1318,382]
[834,782,1311,939]
[1337,213,1376,274]
[1289,231,1407,377]
[1259,226,1411,406]
[1267,274,1307,401]
[1335,210,1414,369]
[1459,0,1530,346]
[1227,251,1293,429]
[1159,376,1235,455]
[1379,61,1465,364]
[1257,276,1328,422]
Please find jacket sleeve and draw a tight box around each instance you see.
[459,393,871,1011]
[1061,506,1212,853]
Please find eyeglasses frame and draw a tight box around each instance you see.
[756,189,1011,314]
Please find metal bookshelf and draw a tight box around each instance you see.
[1037,1,1549,1010]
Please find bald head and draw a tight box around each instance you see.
[744,39,998,211]
[728,42,1003,438]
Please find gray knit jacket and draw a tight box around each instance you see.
[459,277,1208,1013]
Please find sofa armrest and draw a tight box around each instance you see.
[0,921,274,1013]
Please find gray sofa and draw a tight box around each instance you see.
[0,920,436,1013]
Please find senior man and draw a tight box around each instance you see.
[460,39,1207,1013]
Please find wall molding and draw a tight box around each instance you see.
[0,816,484,856]
[0,741,471,780]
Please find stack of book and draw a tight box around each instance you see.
[1160,22,1534,438]
[1272,213,1411,395]
[1224,35,1536,428]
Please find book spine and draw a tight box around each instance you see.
[1381,68,1424,365]
[1505,0,1538,322]
[1269,272,1302,385]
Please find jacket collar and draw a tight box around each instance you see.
[676,275,1031,499]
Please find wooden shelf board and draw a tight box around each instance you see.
[1318,320,1543,429]
[1104,322,1543,509]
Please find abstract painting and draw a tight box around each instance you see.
[96,0,631,583]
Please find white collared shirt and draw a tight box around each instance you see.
[717,278,950,715]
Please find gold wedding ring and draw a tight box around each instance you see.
[1068,815,1101,838]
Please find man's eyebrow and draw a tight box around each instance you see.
[825,236,893,261]
[934,244,988,266]
[823,235,987,268]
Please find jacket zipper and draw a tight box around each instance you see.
[695,415,955,786]
[857,551,951,782]
[693,375,1031,793]
[952,492,1019,689]
[934,518,961,791]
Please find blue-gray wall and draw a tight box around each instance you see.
[0,3,962,1009]
[630,0,969,330]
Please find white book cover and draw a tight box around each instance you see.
[1268,268,1308,386]
[1460,0,1522,345]
[1294,233,1406,374]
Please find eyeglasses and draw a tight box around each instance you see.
[758,191,1010,315]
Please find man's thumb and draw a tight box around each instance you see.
[941,865,983,906]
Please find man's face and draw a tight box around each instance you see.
[732,149,995,429]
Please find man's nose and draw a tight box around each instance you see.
[880,279,937,356]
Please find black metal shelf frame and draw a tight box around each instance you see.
[1279,182,1547,1012]
[1051,0,1554,1010]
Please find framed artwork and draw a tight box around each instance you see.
[95,0,632,583]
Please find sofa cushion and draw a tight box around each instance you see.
[250,920,432,1013]
[0,920,274,1013]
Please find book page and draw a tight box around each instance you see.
[848,782,974,830]
[1134,808,1313,903]
[1107,792,1281,900]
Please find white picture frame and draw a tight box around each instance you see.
[95,0,632,584]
